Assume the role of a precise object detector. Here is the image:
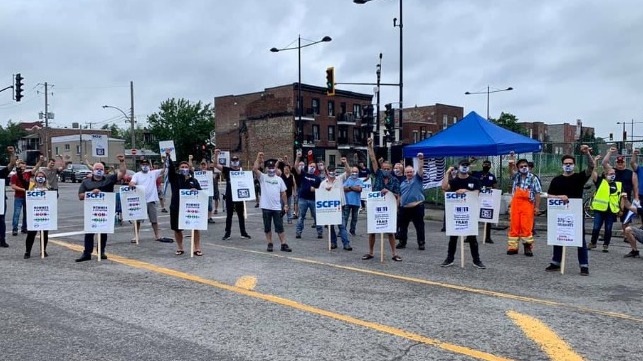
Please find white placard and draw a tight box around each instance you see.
[366,191,398,234]
[91,134,108,158]
[445,192,480,236]
[159,140,177,162]
[194,171,214,197]
[0,179,5,215]
[360,178,372,200]
[230,171,256,202]
[26,190,58,231]
[478,189,502,224]
[83,192,116,234]
[546,198,583,247]
[315,187,343,226]
[119,186,148,221]
[178,189,208,230]
[217,151,230,167]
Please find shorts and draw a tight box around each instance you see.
[157,187,164,199]
[630,226,643,244]
[262,209,284,234]
[170,207,181,231]
[213,187,220,199]
[147,202,158,223]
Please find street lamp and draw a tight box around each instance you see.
[270,35,332,154]
[354,0,404,142]
[465,86,513,120]
[102,105,135,149]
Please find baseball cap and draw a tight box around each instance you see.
[139,159,150,165]
[616,156,625,163]
[231,155,240,161]
[458,158,470,166]
[264,159,277,168]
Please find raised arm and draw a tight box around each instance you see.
[116,154,127,180]
[252,152,264,179]
[581,144,595,176]
[507,151,517,177]
[632,149,640,172]
[441,166,454,191]
[5,146,17,171]
[213,149,224,172]
[416,153,424,178]
[602,146,616,173]
[367,138,379,172]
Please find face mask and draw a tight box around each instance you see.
[318,165,324,171]
[180,169,190,176]
[519,166,529,174]
[394,169,402,176]
[298,165,305,172]
[381,170,391,177]
[607,175,616,182]
[328,172,336,178]
[308,167,316,174]
[35,176,46,184]
[231,161,240,167]
[482,166,491,172]
[563,164,575,173]
[267,168,276,176]
[94,169,104,177]
[141,165,150,173]
[351,172,358,179]
[459,166,469,173]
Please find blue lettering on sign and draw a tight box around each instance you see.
[180,190,199,196]
[548,199,565,206]
[230,171,244,176]
[446,193,466,199]
[316,200,341,208]
[121,186,132,192]
[480,188,493,194]
[27,191,46,197]
[86,192,105,199]
[368,192,383,199]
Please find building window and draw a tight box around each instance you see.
[76,145,81,155]
[453,116,458,123]
[328,126,335,142]
[442,114,448,129]
[329,155,336,168]
[413,130,419,143]
[312,98,320,115]
[328,100,335,117]
[297,96,303,116]
[65,144,70,151]
[338,126,348,142]
[55,146,59,155]
[353,104,362,118]
[353,128,362,143]
[312,125,320,141]
[340,102,347,115]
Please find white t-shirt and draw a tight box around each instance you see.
[320,172,347,206]
[131,169,163,203]
[259,173,286,211]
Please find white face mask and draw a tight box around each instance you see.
[141,165,150,173]
[267,168,276,176]
[231,161,240,167]
[458,166,469,173]
[607,175,616,182]
[519,166,529,174]
[563,164,575,173]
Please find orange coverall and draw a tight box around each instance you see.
[508,188,535,252]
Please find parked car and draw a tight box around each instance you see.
[60,164,92,183]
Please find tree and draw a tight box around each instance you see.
[491,112,526,135]
[0,120,26,163]
[147,98,214,161]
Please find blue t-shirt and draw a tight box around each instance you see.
[297,172,321,200]
[343,177,365,206]
[635,166,643,195]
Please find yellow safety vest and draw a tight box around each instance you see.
[591,179,621,213]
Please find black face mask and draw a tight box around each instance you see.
[482,166,491,172]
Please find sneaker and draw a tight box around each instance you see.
[11,231,17,236]
[254,203,259,208]
[418,245,425,250]
[221,234,231,241]
[311,224,317,229]
[588,242,597,250]
[624,250,640,258]
[602,245,609,253]
[161,208,168,213]
[0,241,8,248]
[485,239,494,244]
[280,244,292,252]
[507,250,518,255]
[100,254,108,260]
[267,243,273,252]
[545,263,561,272]
[392,255,402,262]
[473,261,486,269]
[350,232,356,237]
[440,259,454,267]
[580,267,589,276]
[75,255,92,262]
[240,234,252,239]
[524,250,534,257]
[208,218,216,224]
[330,244,338,249]
[343,245,353,251]
[295,233,301,239]
[317,234,323,239]
[395,243,406,249]
[23,253,30,259]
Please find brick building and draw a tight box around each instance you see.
[519,120,594,155]
[214,83,372,167]
[391,104,464,146]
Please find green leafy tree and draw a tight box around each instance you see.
[0,120,26,163]
[491,112,526,135]
[147,98,214,161]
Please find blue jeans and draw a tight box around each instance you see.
[0,200,6,243]
[12,197,26,232]
[343,205,360,234]
[551,219,588,267]
[296,198,322,236]
[331,209,350,247]
[590,210,616,246]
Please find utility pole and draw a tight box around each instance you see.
[130,81,135,150]
[44,82,50,159]
[376,53,382,148]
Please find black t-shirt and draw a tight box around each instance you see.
[548,172,590,199]
[448,176,481,192]
[281,173,295,197]
[615,168,633,196]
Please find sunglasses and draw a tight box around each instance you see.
[563,162,574,165]
[460,163,470,167]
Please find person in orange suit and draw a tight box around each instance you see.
[507,156,542,256]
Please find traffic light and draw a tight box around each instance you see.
[294,131,304,148]
[609,133,613,141]
[14,73,24,102]
[384,103,394,143]
[325,67,335,96]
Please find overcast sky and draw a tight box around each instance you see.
[1,0,642,143]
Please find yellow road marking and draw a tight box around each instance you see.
[234,275,257,290]
[507,311,585,361]
[51,240,512,361]
[214,245,643,324]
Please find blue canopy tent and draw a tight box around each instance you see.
[403,111,542,157]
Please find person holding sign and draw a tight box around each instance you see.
[129,159,166,243]
[253,153,292,252]
[75,155,127,262]
[545,146,595,276]
[471,159,498,243]
[0,146,17,248]
[166,150,203,256]
[23,170,50,259]
[320,159,352,250]
[343,165,364,237]
[440,159,486,269]
[213,149,252,241]
[10,157,43,236]
[293,150,323,240]
[363,138,402,262]
[506,156,542,256]
[396,153,426,251]
[588,166,621,252]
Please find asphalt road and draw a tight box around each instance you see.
[1,181,642,361]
